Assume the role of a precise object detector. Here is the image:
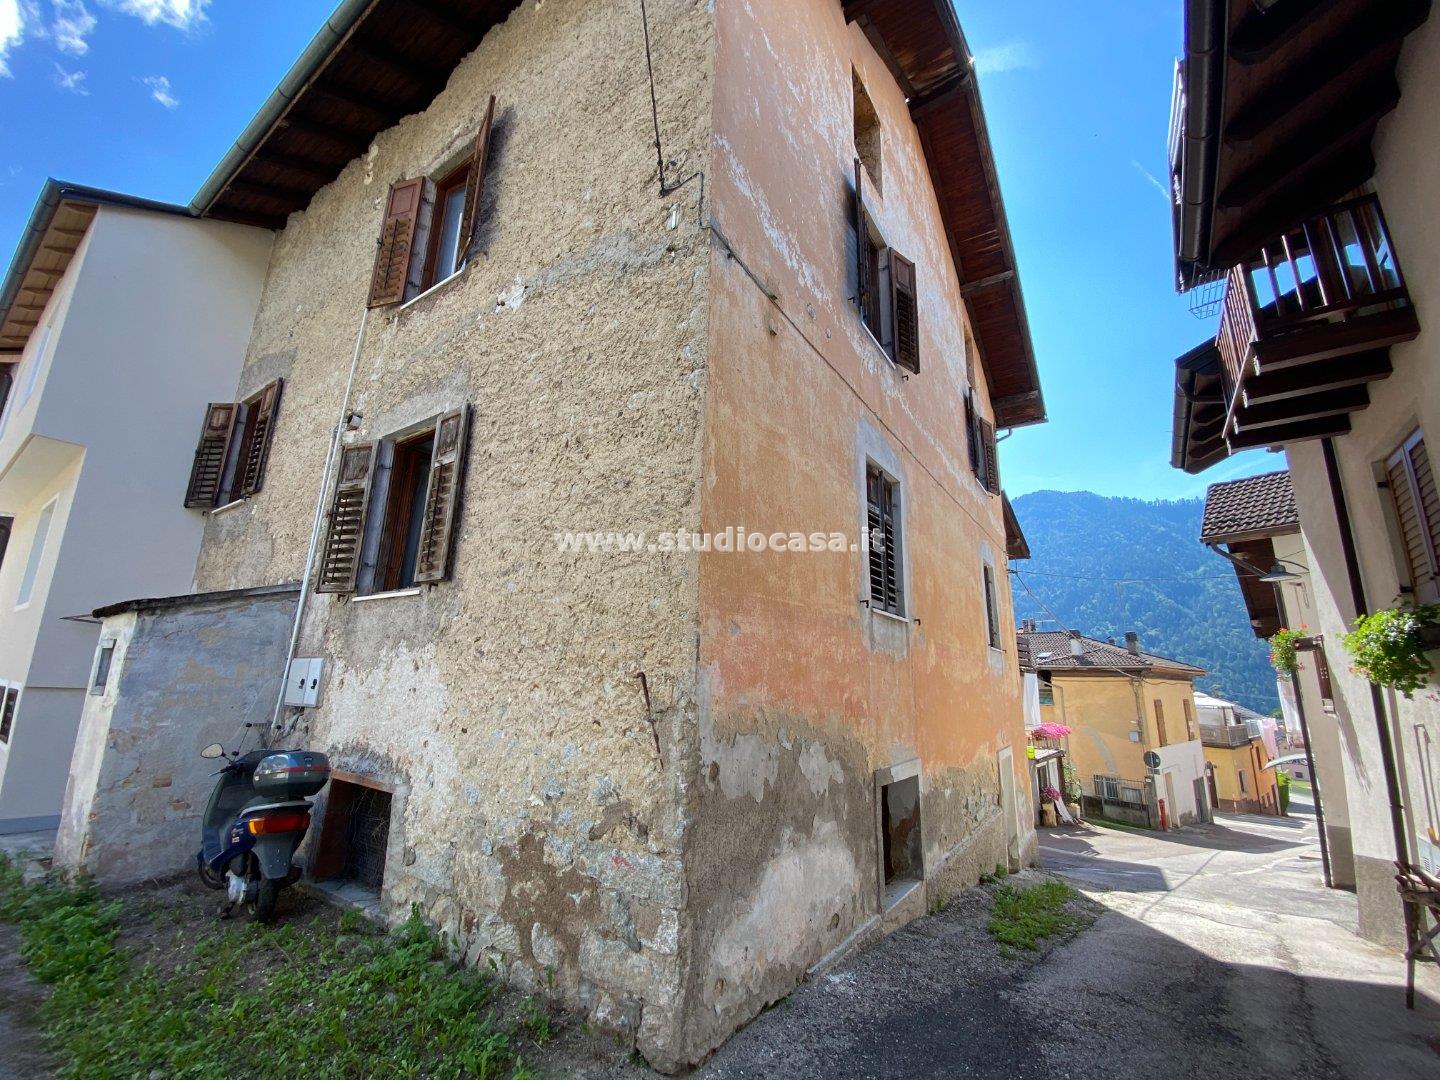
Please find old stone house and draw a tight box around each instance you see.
[56,0,1049,1066]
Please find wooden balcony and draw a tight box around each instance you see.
[1215,194,1419,449]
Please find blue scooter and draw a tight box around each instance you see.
[196,743,330,922]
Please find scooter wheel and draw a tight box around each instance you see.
[248,879,280,923]
[197,861,226,891]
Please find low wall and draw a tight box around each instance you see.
[54,584,298,885]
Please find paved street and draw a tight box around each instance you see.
[701,802,1440,1079]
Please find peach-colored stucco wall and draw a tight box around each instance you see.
[677,1,1034,1060]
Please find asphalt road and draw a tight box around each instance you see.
[700,807,1440,1079]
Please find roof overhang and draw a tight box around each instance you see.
[193,0,525,228]
[0,181,190,357]
[844,0,1046,428]
[1002,492,1030,560]
[1170,339,1230,474]
[1172,0,1432,288]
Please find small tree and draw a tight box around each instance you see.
[1277,771,1291,815]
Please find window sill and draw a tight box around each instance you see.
[870,606,910,626]
[398,267,467,312]
[207,499,248,517]
[349,587,422,604]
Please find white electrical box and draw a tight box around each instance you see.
[283,658,324,708]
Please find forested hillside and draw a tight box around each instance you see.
[1009,490,1278,714]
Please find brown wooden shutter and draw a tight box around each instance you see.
[965,392,980,478]
[414,408,470,584]
[1386,432,1439,597]
[1313,638,1335,710]
[236,379,283,499]
[317,443,376,593]
[367,178,424,308]
[890,250,919,373]
[979,417,1000,494]
[855,160,879,332]
[457,95,497,267]
[1154,700,1167,746]
[184,403,239,508]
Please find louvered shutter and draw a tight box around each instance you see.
[316,443,376,593]
[457,95,497,267]
[981,418,1001,495]
[1385,432,1440,597]
[965,392,980,478]
[1313,639,1335,710]
[367,178,425,308]
[890,251,919,373]
[855,160,879,332]
[236,379,283,499]
[0,686,15,742]
[866,468,900,614]
[414,408,470,584]
[184,403,239,508]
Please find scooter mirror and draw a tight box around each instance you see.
[199,743,226,760]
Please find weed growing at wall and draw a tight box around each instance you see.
[0,857,543,1079]
[986,881,1087,952]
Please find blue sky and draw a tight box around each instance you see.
[0,0,1278,502]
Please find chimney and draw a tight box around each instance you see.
[1107,637,1116,646]
[1068,630,1085,659]
[1021,619,1037,634]
[1125,631,1140,656]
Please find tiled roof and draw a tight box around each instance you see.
[1016,630,1206,677]
[1199,471,1299,544]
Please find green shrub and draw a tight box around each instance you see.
[1277,771,1291,814]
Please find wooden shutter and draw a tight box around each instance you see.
[367,178,424,308]
[1154,700,1167,746]
[457,95,497,267]
[1385,431,1440,596]
[0,686,16,743]
[1314,638,1335,710]
[890,250,919,373]
[414,408,470,584]
[317,443,376,593]
[855,160,879,332]
[866,468,900,614]
[236,379,284,499]
[184,403,239,508]
[980,418,1000,495]
[965,392,980,478]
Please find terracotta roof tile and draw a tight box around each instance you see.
[1200,471,1299,544]
[1016,630,1206,676]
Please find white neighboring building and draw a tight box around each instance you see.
[0,181,271,833]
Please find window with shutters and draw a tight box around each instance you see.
[183,380,283,509]
[1154,699,1167,746]
[0,684,17,744]
[317,408,469,597]
[853,163,919,375]
[982,561,1001,649]
[374,96,497,305]
[964,392,1001,496]
[1182,697,1196,741]
[866,464,903,616]
[1383,430,1440,603]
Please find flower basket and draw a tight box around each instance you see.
[1342,604,1440,698]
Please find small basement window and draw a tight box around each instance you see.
[313,777,393,897]
[880,774,923,904]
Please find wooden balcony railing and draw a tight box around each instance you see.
[1215,193,1413,401]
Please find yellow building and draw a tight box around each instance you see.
[1020,628,1210,829]
[1194,695,1281,815]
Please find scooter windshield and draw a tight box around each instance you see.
[201,774,256,859]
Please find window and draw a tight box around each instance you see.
[16,498,55,608]
[0,685,17,743]
[317,409,470,596]
[1038,673,1054,707]
[1182,697,1195,741]
[313,776,394,894]
[1238,769,1248,794]
[0,362,13,422]
[853,163,919,373]
[982,562,1001,648]
[0,515,11,575]
[183,380,284,509]
[866,464,902,616]
[369,96,496,308]
[964,392,1000,495]
[90,639,116,695]
[1384,430,1439,603]
[1155,699,1167,746]
[853,71,883,196]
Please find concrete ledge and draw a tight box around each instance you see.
[0,815,60,836]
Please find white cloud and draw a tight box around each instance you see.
[141,71,176,108]
[972,41,1038,76]
[0,0,27,78]
[103,0,207,30]
[51,0,95,55]
[51,58,85,92]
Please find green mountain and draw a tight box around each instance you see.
[1009,490,1279,715]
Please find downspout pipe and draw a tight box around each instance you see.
[1319,438,1413,934]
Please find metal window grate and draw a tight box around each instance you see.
[342,786,392,890]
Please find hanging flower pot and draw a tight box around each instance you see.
[1342,604,1440,698]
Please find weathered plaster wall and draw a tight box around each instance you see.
[675,1,1033,1061]
[189,0,713,1067]
[1283,11,1440,947]
[54,587,298,884]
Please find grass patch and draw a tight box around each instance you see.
[0,856,543,1079]
[987,881,1086,952]
[1085,817,1152,836]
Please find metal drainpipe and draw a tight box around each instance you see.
[1319,437,1413,931]
[265,305,373,745]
